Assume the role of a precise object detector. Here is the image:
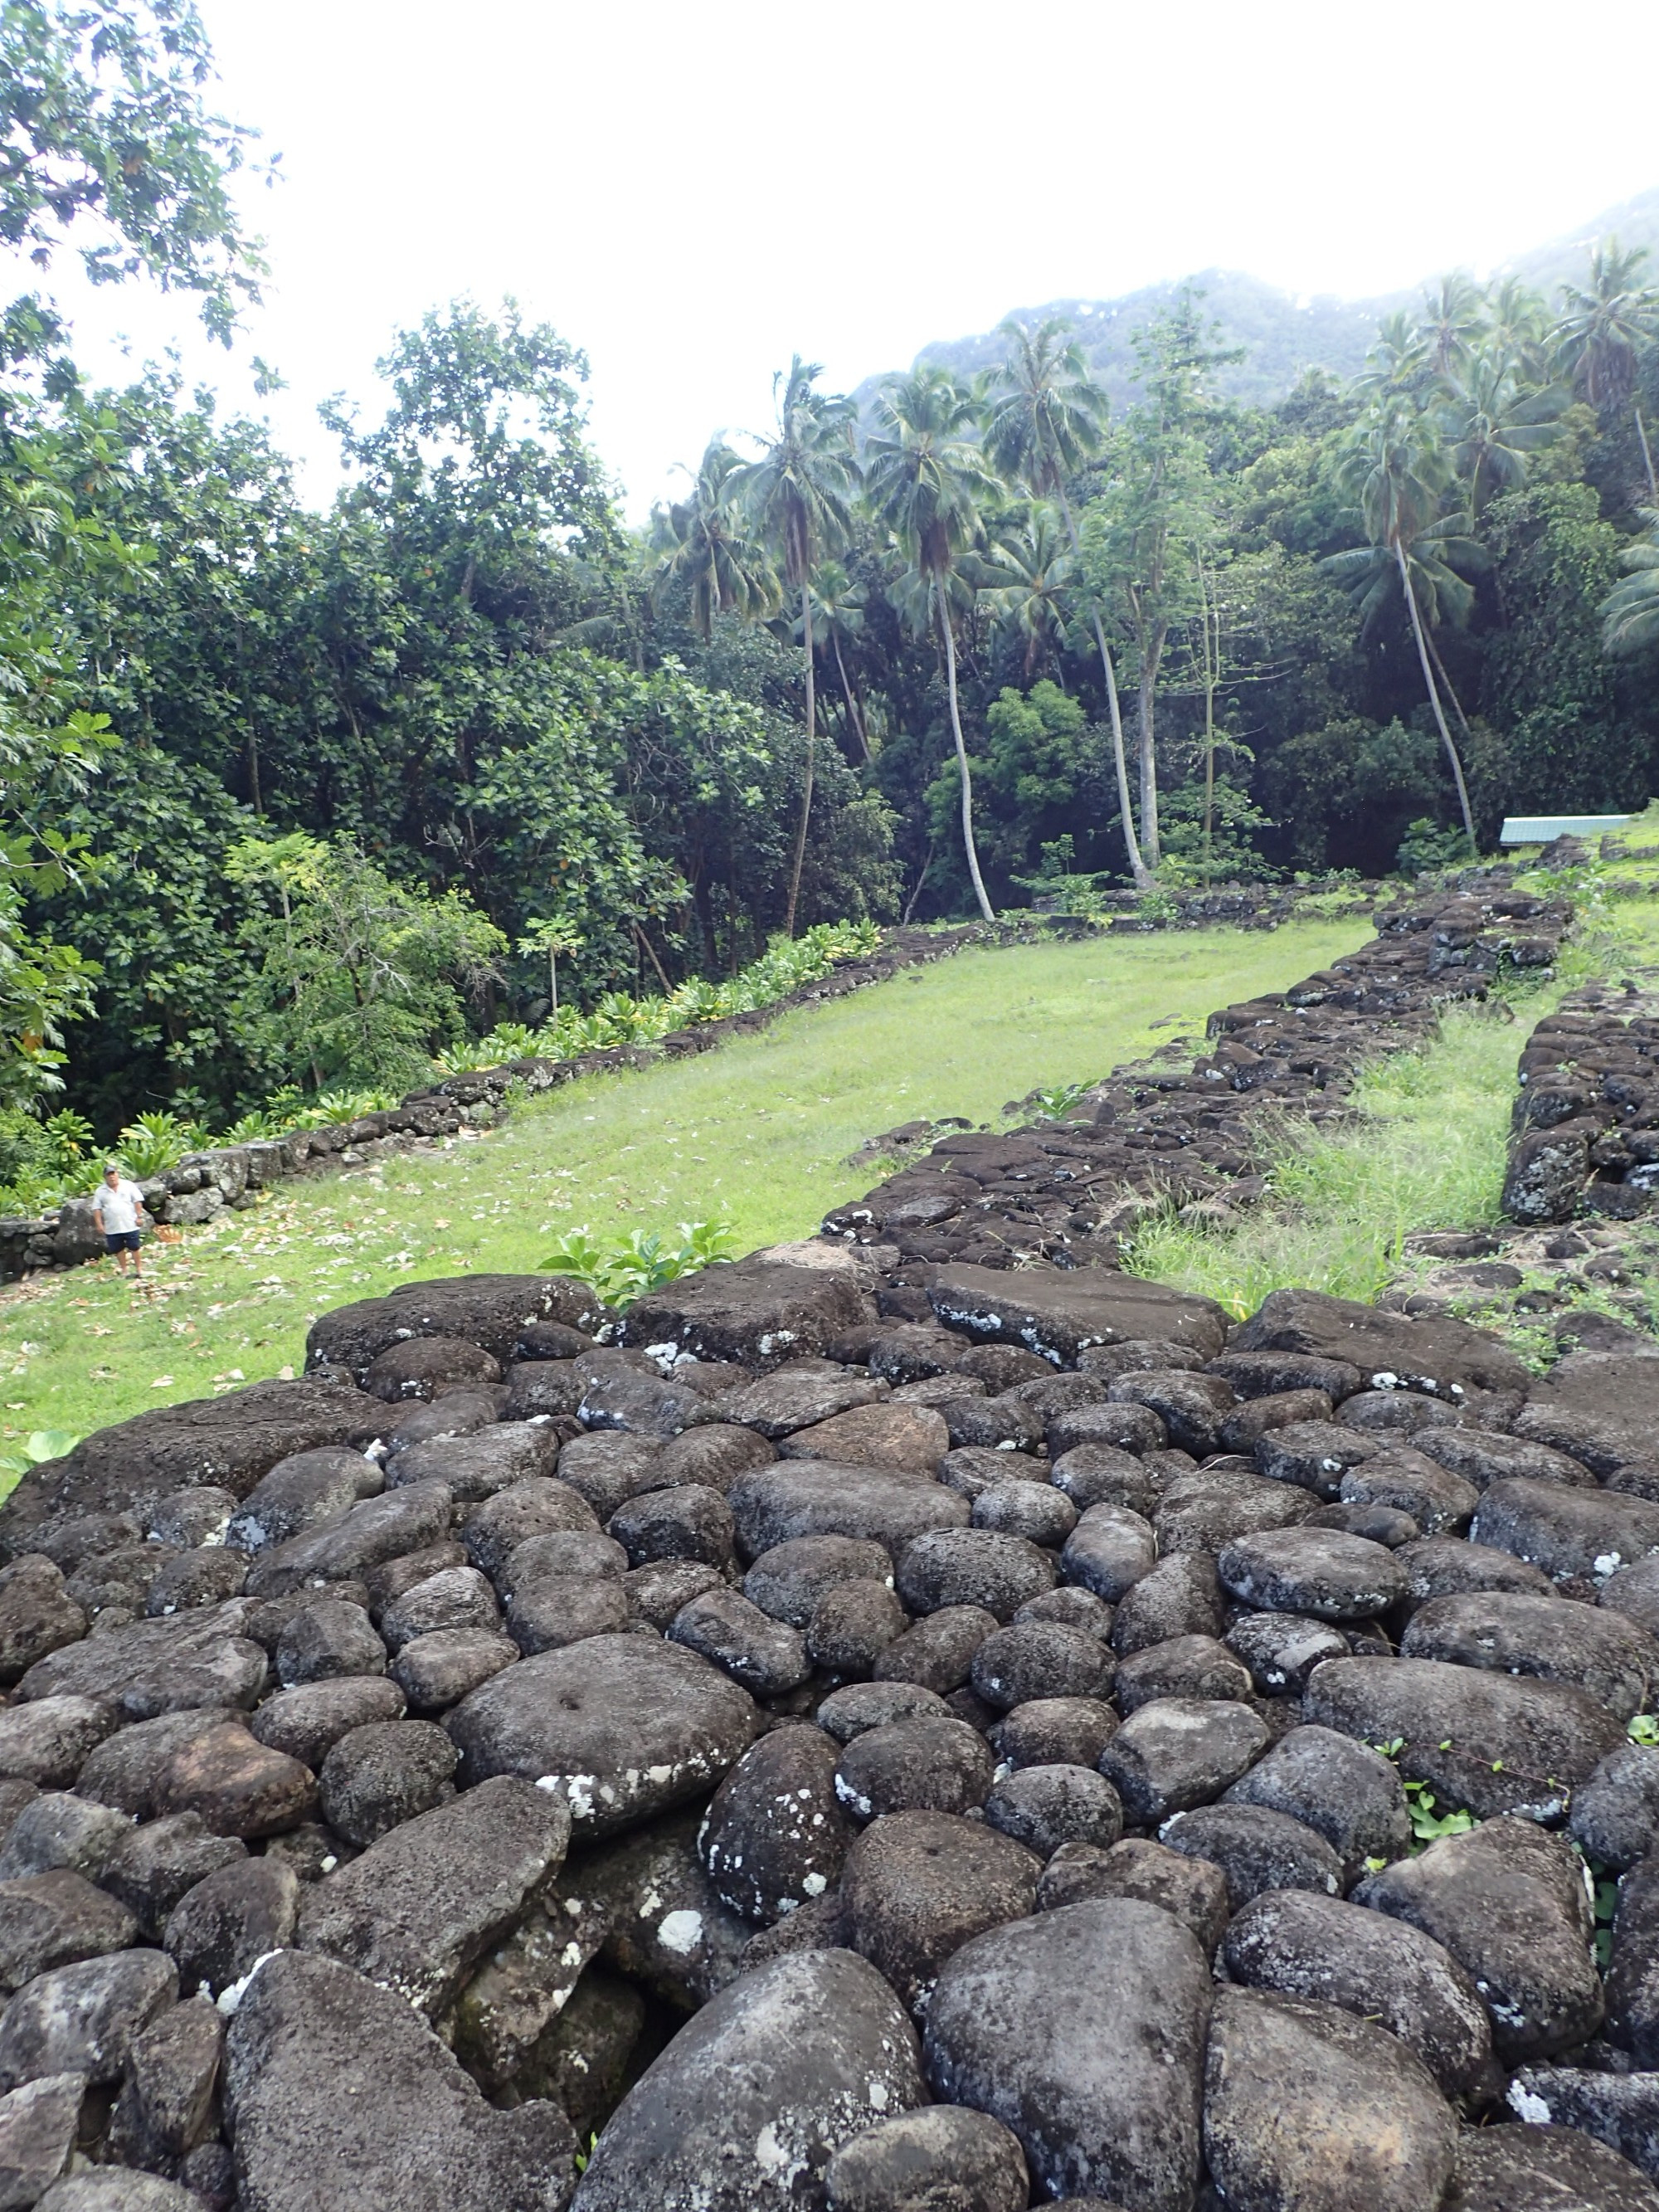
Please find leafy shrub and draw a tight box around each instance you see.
[114,1110,193,1179]
[446,920,882,1074]
[541,1220,735,1308]
[1397,818,1477,875]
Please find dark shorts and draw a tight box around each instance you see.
[105,1230,141,1255]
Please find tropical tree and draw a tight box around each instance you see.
[1354,311,1436,404]
[649,442,778,641]
[977,504,1076,678]
[800,560,870,762]
[1443,351,1563,512]
[864,366,1001,923]
[1601,510,1659,656]
[1486,277,1551,380]
[1420,274,1487,380]
[983,317,1146,884]
[1325,405,1481,844]
[732,358,859,935]
[1081,296,1232,869]
[1554,239,1659,495]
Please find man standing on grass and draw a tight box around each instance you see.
[92,1163,150,1285]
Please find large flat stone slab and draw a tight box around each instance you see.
[928,1267,1227,1367]
[445,1637,757,1839]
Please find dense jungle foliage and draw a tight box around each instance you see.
[1,0,1658,1148]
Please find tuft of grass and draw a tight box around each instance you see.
[0,919,1371,1439]
[1122,1001,1536,1317]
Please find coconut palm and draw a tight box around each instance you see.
[1554,239,1659,496]
[1486,276,1552,381]
[976,504,1077,678]
[864,366,1001,923]
[1421,273,1487,381]
[1602,510,1659,655]
[1443,352,1564,512]
[1354,310,1437,404]
[1324,404,1483,845]
[796,559,871,761]
[982,317,1147,884]
[731,358,859,934]
[649,442,777,641]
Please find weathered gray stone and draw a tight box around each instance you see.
[571,1948,923,2212]
[923,1898,1209,2210]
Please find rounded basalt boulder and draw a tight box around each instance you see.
[1220,1888,1495,2102]
[698,1725,856,1925]
[606,1484,736,1571]
[570,1948,926,2212]
[445,1634,757,1838]
[834,1717,994,1824]
[317,1719,459,1848]
[983,1763,1123,1858]
[273,1601,387,1688]
[989,1697,1118,1772]
[363,1336,503,1405]
[806,1581,909,1676]
[459,1480,600,1581]
[969,1622,1115,1711]
[824,2105,1029,2212]
[969,1481,1076,1548]
[816,1682,951,1745]
[894,1530,1055,1622]
[922,1898,1211,2207]
[1217,1527,1407,1620]
[1201,1986,1457,2212]
[1157,1801,1343,1911]
[1115,1634,1252,1714]
[839,1810,1042,2016]
[743,1537,894,1629]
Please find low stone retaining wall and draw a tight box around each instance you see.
[0,924,984,1283]
[1502,982,1659,1226]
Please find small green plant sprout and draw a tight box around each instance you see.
[0,1430,80,1481]
[1629,1714,1659,1747]
[114,1110,193,1179]
[540,1220,735,1308]
[1027,1081,1092,1123]
[1401,1779,1477,1846]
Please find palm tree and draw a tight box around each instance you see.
[1420,273,1487,381]
[1354,310,1437,404]
[1486,276,1552,381]
[1602,509,1659,655]
[731,359,859,935]
[649,442,777,641]
[1554,239,1659,496]
[1443,351,1564,512]
[801,559,870,761]
[983,317,1148,884]
[865,365,1001,923]
[1324,404,1482,845]
[977,504,1076,678]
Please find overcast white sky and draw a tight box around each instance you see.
[26,0,1659,518]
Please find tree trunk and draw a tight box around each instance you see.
[1424,626,1476,743]
[940,602,995,923]
[547,951,558,1019]
[902,834,936,923]
[1136,620,1167,868]
[1397,540,1477,846]
[782,582,815,938]
[1058,490,1148,888]
[832,631,869,762]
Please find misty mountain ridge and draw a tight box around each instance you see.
[863,185,1659,412]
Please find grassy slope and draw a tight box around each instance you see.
[0,919,1370,1441]
[1128,895,1659,1318]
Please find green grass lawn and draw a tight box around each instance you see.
[0,919,1370,1442]
[1126,896,1659,1318]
